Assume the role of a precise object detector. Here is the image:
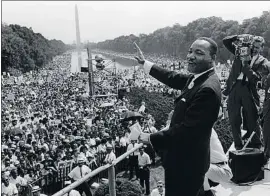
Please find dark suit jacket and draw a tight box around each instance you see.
[222,35,269,106]
[148,65,221,194]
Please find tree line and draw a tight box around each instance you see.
[1,23,72,74]
[91,11,270,63]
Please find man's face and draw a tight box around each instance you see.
[3,177,9,186]
[107,148,112,153]
[78,161,84,167]
[187,39,213,74]
[44,154,49,160]
[12,120,17,126]
[157,183,164,191]
[252,42,263,56]
[5,160,10,167]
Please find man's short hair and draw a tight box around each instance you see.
[197,37,218,57]
[253,36,265,47]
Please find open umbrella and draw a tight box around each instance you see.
[121,111,144,121]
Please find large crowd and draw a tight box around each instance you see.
[1,52,160,196]
[3,43,264,196]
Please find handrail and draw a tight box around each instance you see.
[52,143,143,196]
[52,164,111,196]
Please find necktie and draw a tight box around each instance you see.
[183,75,195,91]
[132,144,135,156]
[80,166,83,178]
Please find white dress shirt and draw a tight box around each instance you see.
[138,152,151,167]
[68,165,91,181]
[190,67,215,85]
[151,188,165,196]
[210,129,227,163]
[9,176,27,186]
[127,143,140,157]
[1,183,18,196]
[119,137,127,147]
[104,151,116,164]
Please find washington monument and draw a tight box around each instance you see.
[75,4,82,72]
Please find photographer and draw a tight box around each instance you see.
[223,34,270,150]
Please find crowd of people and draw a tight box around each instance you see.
[1,52,159,196]
[2,34,269,196]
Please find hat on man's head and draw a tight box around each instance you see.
[106,144,113,149]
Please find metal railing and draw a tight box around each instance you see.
[52,143,143,196]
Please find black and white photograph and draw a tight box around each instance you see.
[1,1,270,196]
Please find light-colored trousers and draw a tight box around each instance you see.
[203,163,233,190]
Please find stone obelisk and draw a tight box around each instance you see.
[75,4,82,72]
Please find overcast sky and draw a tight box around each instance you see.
[2,1,270,44]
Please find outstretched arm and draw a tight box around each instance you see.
[145,62,190,90]
[134,42,189,90]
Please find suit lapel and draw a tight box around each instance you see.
[252,55,263,71]
[175,70,215,103]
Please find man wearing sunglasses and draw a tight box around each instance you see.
[151,181,165,196]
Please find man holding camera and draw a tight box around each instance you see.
[223,34,270,150]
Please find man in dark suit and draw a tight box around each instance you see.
[222,34,269,150]
[134,37,221,196]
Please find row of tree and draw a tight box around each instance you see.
[1,23,71,74]
[91,11,270,63]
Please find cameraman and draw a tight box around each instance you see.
[223,34,270,150]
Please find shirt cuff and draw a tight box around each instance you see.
[143,60,155,74]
